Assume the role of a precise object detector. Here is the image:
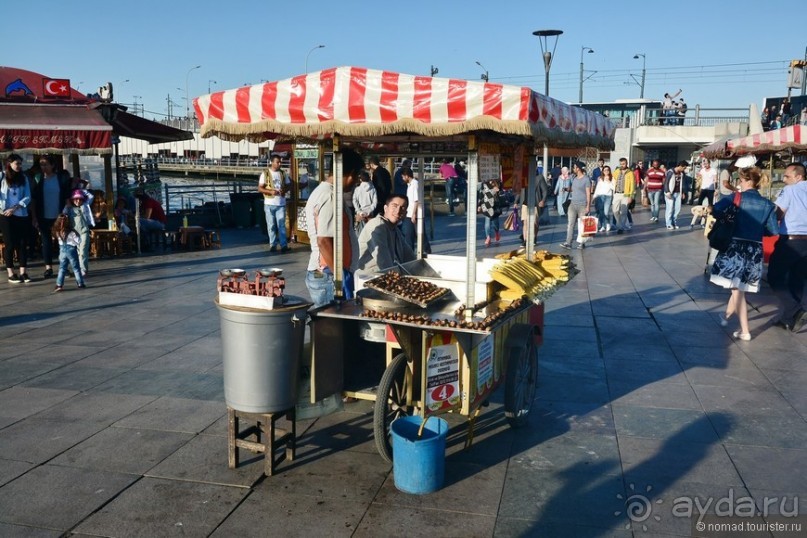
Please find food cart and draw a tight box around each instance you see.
[195,66,615,462]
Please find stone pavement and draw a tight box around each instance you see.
[0,203,805,537]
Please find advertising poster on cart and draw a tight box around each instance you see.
[426,333,461,413]
[476,334,494,398]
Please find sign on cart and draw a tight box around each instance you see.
[426,333,461,412]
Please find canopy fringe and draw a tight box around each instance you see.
[200,117,614,151]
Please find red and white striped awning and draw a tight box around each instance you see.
[728,125,807,155]
[193,66,614,149]
[701,125,807,159]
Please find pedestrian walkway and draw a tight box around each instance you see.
[0,205,805,537]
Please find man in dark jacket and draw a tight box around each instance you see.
[521,172,550,245]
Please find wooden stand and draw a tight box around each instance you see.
[227,406,295,476]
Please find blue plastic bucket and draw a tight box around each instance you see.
[390,415,449,494]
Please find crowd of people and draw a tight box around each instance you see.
[1,153,167,290]
[539,154,807,341]
[761,98,807,131]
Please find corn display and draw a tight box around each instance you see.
[489,249,576,302]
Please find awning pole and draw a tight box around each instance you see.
[333,138,344,299]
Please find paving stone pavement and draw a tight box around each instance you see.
[0,203,805,537]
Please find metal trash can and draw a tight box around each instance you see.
[216,296,312,413]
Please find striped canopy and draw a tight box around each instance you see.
[194,66,615,149]
[701,125,807,158]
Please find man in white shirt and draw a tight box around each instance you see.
[696,158,718,207]
[258,155,292,253]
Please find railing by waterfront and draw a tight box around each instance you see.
[161,179,257,215]
[606,106,750,129]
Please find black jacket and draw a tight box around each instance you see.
[31,170,71,221]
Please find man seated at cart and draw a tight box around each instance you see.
[356,194,416,275]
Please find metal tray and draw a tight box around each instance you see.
[362,277,451,309]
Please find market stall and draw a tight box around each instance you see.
[701,125,807,159]
[1,66,192,213]
[197,66,615,462]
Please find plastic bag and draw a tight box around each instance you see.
[580,215,598,236]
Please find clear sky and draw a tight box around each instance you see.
[8,0,805,120]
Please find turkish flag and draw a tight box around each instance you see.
[42,78,71,97]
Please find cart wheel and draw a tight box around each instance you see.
[373,352,412,463]
[504,324,538,428]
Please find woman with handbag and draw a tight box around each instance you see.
[708,164,778,341]
[478,179,502,247]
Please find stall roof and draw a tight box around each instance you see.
[0,102,113,154]
[699,135,736,160]
[91,104,195,144]
[726,124,806,155]
[701,125,807,159]
[194,66,615,150]
[1,66,193,154]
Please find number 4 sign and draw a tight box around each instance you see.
[426,333,461,411]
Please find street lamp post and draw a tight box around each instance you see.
[185,65,201,118]
[430,65,439,77]
[116,79,130,102]
[532,29,563,256]
[475,61,489,83]
[532,29,563,96]
[633,53,646,99]
[305,45,325,74]
[579,46,594,103]
[208,79,217,93]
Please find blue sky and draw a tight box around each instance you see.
[8,0,805,119]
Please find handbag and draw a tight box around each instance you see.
[562,198,571,213]
[503,210,516,231]
[707,192,741,252]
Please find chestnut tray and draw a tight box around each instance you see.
[363,277,451,309]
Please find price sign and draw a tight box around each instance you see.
[479,154,500,182]
[426,334,461,411]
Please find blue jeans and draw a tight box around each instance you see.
[57,244,84,287]
[647,190,662,220]
[594,195,611,229]
[265,205,287,248]
[664,193,682,227]
[445,178,456,214]
[305,270,335,308]
[484,215,500,239]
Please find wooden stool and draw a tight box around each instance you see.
[90,230,121,258]
[164,231,178,250]
[205,229,222,248]
[179,226,207,250]
[227,406,295,476]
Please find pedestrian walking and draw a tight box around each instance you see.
[709,165,778,341]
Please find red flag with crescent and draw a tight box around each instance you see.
[42,78,71,97]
